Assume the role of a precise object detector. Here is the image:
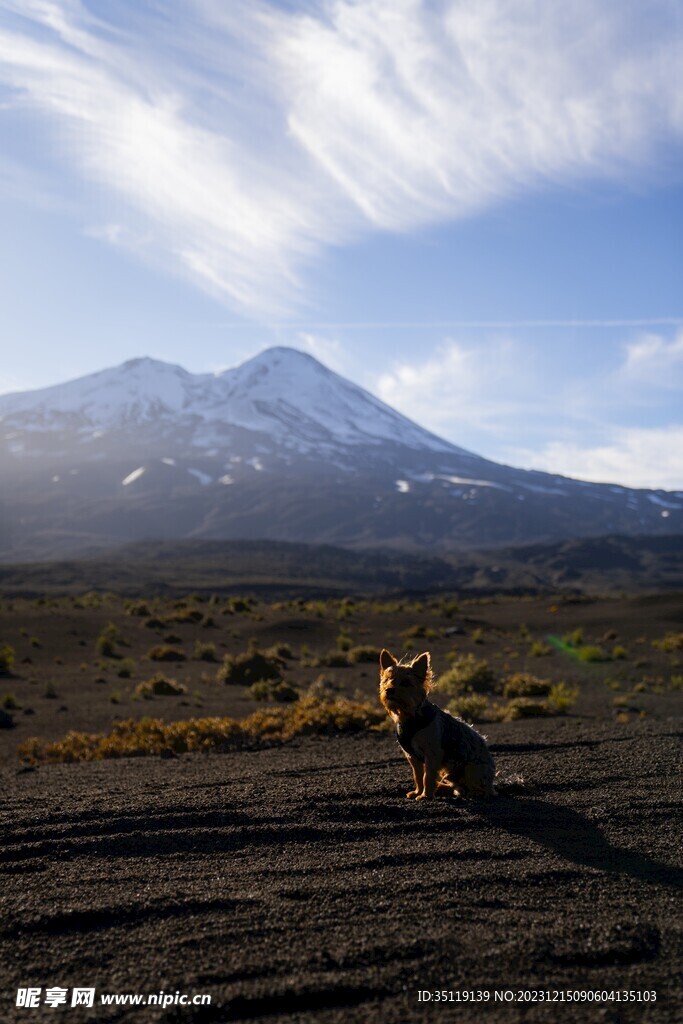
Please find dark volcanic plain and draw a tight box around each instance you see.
[0,588,681,1023]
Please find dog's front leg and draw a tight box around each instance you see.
[405,755,423,798]
[416,761,438,801]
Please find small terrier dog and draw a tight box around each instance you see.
[379,648,497,800]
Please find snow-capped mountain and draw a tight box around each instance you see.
[0,348,453,456]
[0,347,681,562]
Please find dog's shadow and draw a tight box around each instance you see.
[477,794,682,889]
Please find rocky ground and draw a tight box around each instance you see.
[1,717,681,1023]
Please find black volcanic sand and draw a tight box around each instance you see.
[1,720,681,1024]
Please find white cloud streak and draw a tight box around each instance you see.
[513,427,683,491]
[621,330,683,387]
[376,337,538,438]
[0,1,682,311]
[374,330,683,489]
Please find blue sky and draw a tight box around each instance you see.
[0,0,682,488]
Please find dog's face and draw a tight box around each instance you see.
[378,649,432,720]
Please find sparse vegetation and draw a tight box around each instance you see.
[652,632,683,652]
[0,644,15,676]
[18,695,388,763]
[347,645,381,664]
[248,680,300,703]
[502,673,552,698]
[167,608,203,624]
[314,650,351,668]
[125,600,152,617]
[2,589,679,773]
[217,649,283,686]
[96,623,124,657]
[546,682,580,714]
[437,655,495,695]
[447,694,488,722]
[192,641,217,662]
[147,645,187,662]
[496,697,552,720]
[116,658,136,678]
[577,644,609,663]
[134,674,186,698]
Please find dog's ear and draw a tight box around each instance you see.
[411,652,431,683]
[379,648,397,671]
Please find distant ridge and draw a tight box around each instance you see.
[0,534,680,598]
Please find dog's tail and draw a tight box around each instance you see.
[494,772,532,795]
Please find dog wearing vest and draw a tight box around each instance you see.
[379,648,497,800]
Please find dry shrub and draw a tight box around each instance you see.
[147,645,186,663]
[193,641,217,662]
[577,645,609,662]
[652,632,683,652]
[217,650,283,685]
[18,696,388,764]
[546,682,580,713]
[495,698,552,721]
[248,680,300,703]
[307,674,342,699]
[126,601,152,617]
[167,608,203,624]
[494,681,579,720]
[347,645,381,664]
[312,651,350,668]
[243,694,387,743]
[264,642,294,660]
[135,674,186,698]
[446,694,489,723]
[0,645,16,675]
[437,655,495,695]
[502,673,552,698]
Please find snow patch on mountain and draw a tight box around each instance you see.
[122,467,145,486]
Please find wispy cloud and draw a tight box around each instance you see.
[376,337,542,441]
[1,1,682,311]
[374,328,683,488]
[621,329,683,387]
[512,426,683,491]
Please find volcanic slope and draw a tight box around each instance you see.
[1,347,681,560]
